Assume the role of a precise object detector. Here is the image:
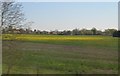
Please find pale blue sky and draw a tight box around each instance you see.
[22,2,118,31]
[16,0,119,2]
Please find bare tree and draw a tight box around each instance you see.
[0,0,25,29]
[0,0,25,74]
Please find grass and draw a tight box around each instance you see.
[2,34,118,48]
[2,34,118,74]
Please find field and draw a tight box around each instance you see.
[2,34,118,74]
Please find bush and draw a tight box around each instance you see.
[113,31,120,37]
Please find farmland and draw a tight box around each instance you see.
[2,34,118,74]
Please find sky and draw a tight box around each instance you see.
[21,2,118,31]
[16,0,119,2]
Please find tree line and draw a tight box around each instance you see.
[2,26,119,37]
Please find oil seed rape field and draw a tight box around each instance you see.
[3,34,104,41]
[2,34,118,74]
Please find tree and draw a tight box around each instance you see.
[84,30,93,35]
[104,29,117,36]
[91,27,97,35]
[80,28,87,35]
[66,30,72,35]
[72,28,80,35]
[1,0,25,74]
[62,30,71,35]
[0,0,25,30]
